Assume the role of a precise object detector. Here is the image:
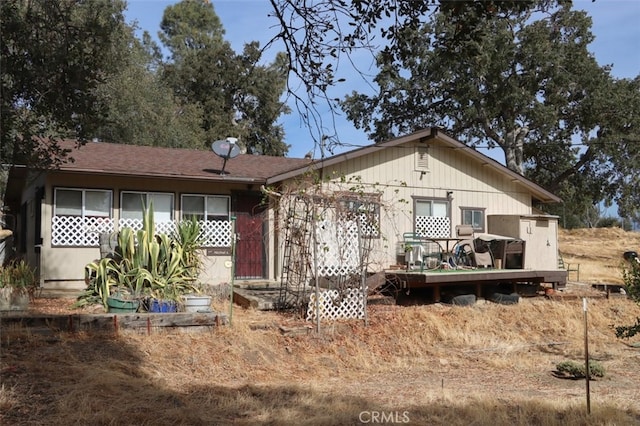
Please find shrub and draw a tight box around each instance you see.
[595,217,621,228]
[616,259,640,339]
[556,360,605,379]
[0,259,38,293]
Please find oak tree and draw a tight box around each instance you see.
[340,1,640,220]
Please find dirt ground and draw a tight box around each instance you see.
[1,227,640,425]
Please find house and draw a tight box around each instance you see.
[3,139,311,292]
[3,128,565,295]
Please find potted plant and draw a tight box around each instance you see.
[0,259,38,311]
[78,204,203,313]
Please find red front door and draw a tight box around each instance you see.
[233,193,265,279]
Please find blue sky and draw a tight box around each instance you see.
[124,0,640,160]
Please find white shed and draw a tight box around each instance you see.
[487,214,560,270]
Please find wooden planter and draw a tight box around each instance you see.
[0,287,29,311]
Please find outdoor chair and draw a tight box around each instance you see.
[403,232,442,271]
[453,225,494,268]
[558,252,580,281]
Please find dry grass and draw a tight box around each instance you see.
[559,227,640,284]
[1,228,640,425]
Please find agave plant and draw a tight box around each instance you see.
[171,217,204,279]
[78,203,203,309]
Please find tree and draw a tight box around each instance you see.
[0,0,129,169]
[339,1,640,220]
[93,30,206,149]
[159,0,290,155]
[266,0,539,147]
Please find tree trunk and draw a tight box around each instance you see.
[502,127,527,175]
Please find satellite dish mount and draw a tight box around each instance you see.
[211,137,241,175]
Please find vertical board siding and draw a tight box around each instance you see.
[320,140,535,269]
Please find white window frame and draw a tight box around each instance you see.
[180,194,232,248]
[180,194,230,221]
[52,188,113,246]
[461,207,486,232]
[120,191,174,221]
[54,188,112,218]
[413,197,451,238]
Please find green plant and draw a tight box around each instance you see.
[0,259,38,293]
[615,260,640,339]
[622,260,640,302]
[556,360,605,379]
[77,204,202,309]
[171,217,204,279]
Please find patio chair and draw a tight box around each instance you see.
[403,232,442,271]
[453,225,494,268]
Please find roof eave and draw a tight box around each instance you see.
[55,167,265,184]
[429,129,562,204]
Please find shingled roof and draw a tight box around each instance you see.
[48,140,312,183]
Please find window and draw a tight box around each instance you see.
[121,191,173,221]
[415,199,448,218]
[414,198,450,238]
[461,207,485,232]
[52,188,113,246]
[54,188,112,218]
[181,195,230,221]
[339,194,380,238]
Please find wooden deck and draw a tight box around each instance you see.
[386,268,567,303]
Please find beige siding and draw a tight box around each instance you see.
[487,215,559,270]
[38,173,253,290]
[296,139,535,270]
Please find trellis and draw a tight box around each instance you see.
[306,288,365,321]
[277,191,376,323]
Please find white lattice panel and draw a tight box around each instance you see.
[52,216,231,247]
[199,220,231,247]
[315,219,360,276]
[51,216,115,246]
[306,288,365,321]
[117,218,176,234]
[117,219,231,247]
[415,216,450,238]
[356,212,379,237]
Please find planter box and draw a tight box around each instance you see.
[0,287,29,311]
[182,294,212,313]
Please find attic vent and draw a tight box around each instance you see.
[415,146,429,172]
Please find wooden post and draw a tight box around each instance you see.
[433,285,441,303]
[583,298,591,414]
[229,216,237,326]
[312,203,320,334]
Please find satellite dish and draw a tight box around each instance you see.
[211,137,241,159]
[211,137,241,175]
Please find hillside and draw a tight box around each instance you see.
[559,227,640,285]
[1,228,640,425]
